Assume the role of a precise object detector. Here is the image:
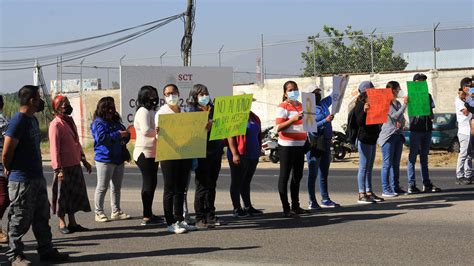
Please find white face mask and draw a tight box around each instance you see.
[165,95,179,106]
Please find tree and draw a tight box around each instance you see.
[301,26,408,76]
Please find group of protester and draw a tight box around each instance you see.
[0,74,472,265]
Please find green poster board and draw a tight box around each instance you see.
[209,94,253,140]
[407,81,431,117]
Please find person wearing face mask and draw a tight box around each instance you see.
[155,84,197,234]
[377,81,408,197]
[3,85,70,264]
[354,81,384,204]
[185,83,225,229]
[276,80,309,217]
[133,86,164,226]
[91,96,131,223]
[49,95,92,234]
[306,86,340,210]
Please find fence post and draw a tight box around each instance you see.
[370,28,376,75]
[433,22,440,70]
[312,37,317,78]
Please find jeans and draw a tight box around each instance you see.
[229,158,259,210]
[456,133,472,178]
[407,131,432,187]
[94,161,125,214]
[357,141,376,193]
[135,153,159,218]
[306,138,331,203]
[278,145,305,211]
[194,154,222,222]
[6,178,54,260]
[381,134,404,193]
[161,159,191,226]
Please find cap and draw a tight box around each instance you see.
[52,95,65,111]
[358,81,374,94]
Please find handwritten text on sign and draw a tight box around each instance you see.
[210,94,253,140]
[407,81,431,117]
[155,111,208,161]
[366,88,393,125]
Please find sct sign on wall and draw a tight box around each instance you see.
[120,66,233,125]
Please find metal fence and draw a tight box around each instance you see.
[71,24,473,87]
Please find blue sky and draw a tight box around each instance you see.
[1,0,473,93]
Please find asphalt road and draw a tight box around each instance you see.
[1,166,473,265]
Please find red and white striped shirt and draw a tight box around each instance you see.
[276,101,307,146]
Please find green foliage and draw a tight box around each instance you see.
[1,92,51,140]
[301,25,408,76]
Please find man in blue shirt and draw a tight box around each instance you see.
[2,85,69,264]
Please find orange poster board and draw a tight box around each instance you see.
[366,88,393,125]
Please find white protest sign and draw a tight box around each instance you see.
[301,92,318,133]
[120,66,233,126]
[331,75,349,114]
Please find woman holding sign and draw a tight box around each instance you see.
[133,85,164,226]
[227,92,264,217]
[306,87,340,210]
[186,84,225,229]
[377,81,408,197]
[276,80,309,217]
[155,84,197,234]
[354,81,384,204]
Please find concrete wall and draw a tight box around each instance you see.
[234,68,474,131]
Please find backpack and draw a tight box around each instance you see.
[346,106,358,145]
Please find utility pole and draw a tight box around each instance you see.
[183,0,194,66]
[160,51,167,66]
[261,34,265,85]
[370,28,376,75]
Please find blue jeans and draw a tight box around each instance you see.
[381,134,404,193]
[407,131,432,187]
[306,138,331,203]
[357,141,376,193]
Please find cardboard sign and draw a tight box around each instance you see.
[209,94,253,140]
[407,81,431,117]
[155,112,208,161]
[366,88,393,125]
[331,75,349,114]
[301,92,318,133]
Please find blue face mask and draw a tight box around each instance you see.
[287,90,300,101]
[198,95,210,106]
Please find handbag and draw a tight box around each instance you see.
[122,145,131,162]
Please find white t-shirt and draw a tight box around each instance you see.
[133,107,157,161]
[455,97,471,136]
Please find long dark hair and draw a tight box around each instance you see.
[93,96,121,123]
[136,85,158,111]
[282,80,297,101]
[187,84,209,107]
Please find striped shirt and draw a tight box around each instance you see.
[276,101,307,146]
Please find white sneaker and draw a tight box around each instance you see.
[167,223,187,234]
[179,221,198,231]
[95,213,109,222]
[111,211,131,220]
[381,192,398,198]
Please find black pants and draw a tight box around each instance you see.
[194,154,222,222]
[135,153,159,218]
[229,158,258,210]
[160,159,191,226]
[278,145,305,211]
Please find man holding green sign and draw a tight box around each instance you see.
[406,74,441,194]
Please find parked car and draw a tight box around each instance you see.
[403,113,460,153]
